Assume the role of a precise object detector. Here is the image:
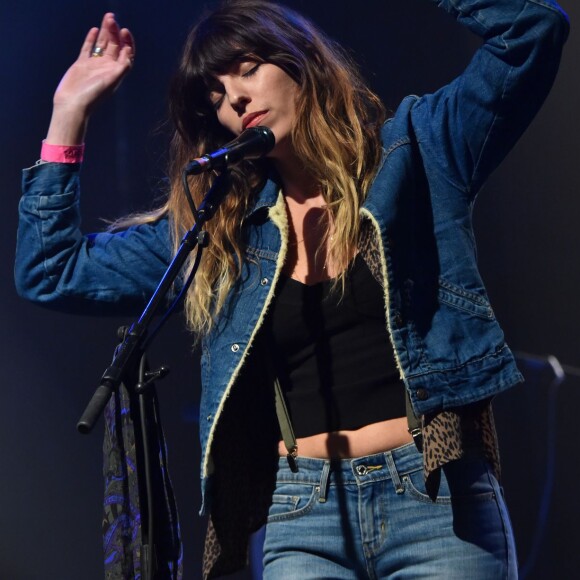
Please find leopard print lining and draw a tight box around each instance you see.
[422,403,500,500]
[358,218,384,285]
[202,519,219,579]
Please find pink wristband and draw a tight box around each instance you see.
[40,140,85,163]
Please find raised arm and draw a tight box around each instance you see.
[412,0,569,198]
[46,12,135,147]
[15,14,173,314]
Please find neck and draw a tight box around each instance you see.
[271,152,322,204]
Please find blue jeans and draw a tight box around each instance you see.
[262,443,517,579]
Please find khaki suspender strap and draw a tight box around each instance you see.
[405,389,423,452]
[262,331,299,473]
[273,374,299,472]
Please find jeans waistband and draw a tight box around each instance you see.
[275,442,422,499]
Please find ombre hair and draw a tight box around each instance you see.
[124,0,386,337]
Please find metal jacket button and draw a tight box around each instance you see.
[416,388,429,401]
[260,277,269,286]
[231,344,240,353]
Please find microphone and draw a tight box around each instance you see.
[184,126,275,175]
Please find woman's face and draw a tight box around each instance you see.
[208,61,299,158]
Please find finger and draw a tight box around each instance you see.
[118,28,136,63]
[94,12,115,54]
[104,16,123,59]
[79,28,99,59]
[118,47,135,69]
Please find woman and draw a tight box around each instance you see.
[16,1,569,578]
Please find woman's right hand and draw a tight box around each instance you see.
[46,13,135,146]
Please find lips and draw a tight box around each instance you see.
[242,110,269,130]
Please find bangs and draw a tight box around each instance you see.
[192,25,259,84]
[187,2,307,89]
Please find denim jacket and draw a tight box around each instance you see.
[16,0,569,577]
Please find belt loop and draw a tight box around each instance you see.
[385,452,404,494]
[318,461,331,503]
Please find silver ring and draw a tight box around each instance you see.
[91,46,105,57]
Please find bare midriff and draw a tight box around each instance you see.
[278,417,413,459]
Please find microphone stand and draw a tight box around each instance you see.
[77,172,232,580]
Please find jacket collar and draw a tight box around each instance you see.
[248,177,280,216]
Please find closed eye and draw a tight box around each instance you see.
[207,82,225,110]
[210,92,224,110]
[242,63,261,78]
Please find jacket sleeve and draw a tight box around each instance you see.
[412,0,569,198]
[15,162,174,315]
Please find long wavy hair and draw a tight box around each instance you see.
[120,0,386,337]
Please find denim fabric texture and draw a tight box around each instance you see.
[15,0,569,572]
[263,444,517,579]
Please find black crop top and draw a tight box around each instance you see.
[265,254,406,438]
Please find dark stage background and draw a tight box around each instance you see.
[1,1,578,578]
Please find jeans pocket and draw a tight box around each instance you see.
[403,458,499,505]
[402,468,452,505]
[267,482,319,523]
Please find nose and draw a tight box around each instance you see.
[224,78,250,112]
[229,93,250,112]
